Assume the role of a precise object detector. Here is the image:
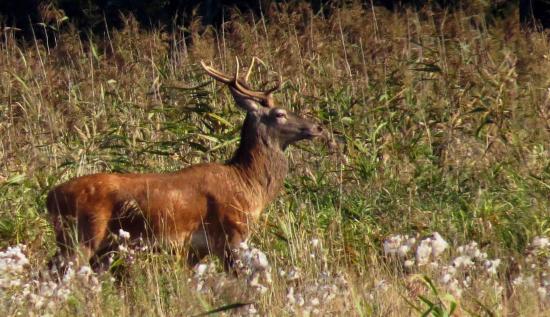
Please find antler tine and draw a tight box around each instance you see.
[265,74,282,95]
[234,56,240,83]
[244,57,257,83]
[200,60,233,84]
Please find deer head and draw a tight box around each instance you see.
[201,58,323,150]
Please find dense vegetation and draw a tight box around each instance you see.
[1,1,549,316]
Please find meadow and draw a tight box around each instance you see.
[1,2,549,316]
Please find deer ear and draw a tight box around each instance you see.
[229,87,260,112]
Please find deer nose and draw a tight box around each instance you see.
[315,125,323,133]
[305,124,323,136]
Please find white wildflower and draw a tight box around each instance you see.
[31,293,45,310]
[118,229,131,240]
[384,235,405,256]
[0,245,29,279]
[448,279,463,297]
[398,244,411,257]
[442,265,457,276]
[232,243,272,292]
[239,241,250,250]
[247,304,258,315]
[452,255,474,269]
[254,283,269,294]
[286,287,296,305]
[296,295,305,307]
[457,242,486,260]
[416,239,432,266]
[77,265,93,278]
[310,239,320,248]
[532,236,550,250]
[513,275,524,286]
[62,264,75,283]
[464,276,472,288]
[484,259,501,275]
[441,273,453,284]
[374,279,388,292]
[108,253,116,265]
[250,249,269,270]
[538,287,547,299]
[384,234,418,259]
[430,232,448,258]
[195,281,204,292]
[525,275,536,287]
[287,268,301,281]
[8,279,21,288]
[195,263,208,277]
[414,232,449,265]
[406,237,417,247]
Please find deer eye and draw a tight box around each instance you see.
[275,112,287,118]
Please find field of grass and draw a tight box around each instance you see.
[1,2,549,316]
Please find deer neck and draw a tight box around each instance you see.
[228,117,289,204]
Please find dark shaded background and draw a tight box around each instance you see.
[0,0,537,40]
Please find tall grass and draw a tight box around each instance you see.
[1,2,549,316]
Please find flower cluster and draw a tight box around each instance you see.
[16,263,100,312]
[384,232,449,267]
[111,229,138,266]
[0,245,101,315]
[383,232,502,298]
[233,242,272,294]
[383,234,417,258]
[416,232,449,266]
[284,269,350,315]
[190,241,273,296]
[281,238,351,315]
[108,229,150,269]
[515,236,550,300]
[0,245,29,290]
[192,262,218,292]
[437,241,501,297]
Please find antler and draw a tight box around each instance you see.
[200,57,281,108]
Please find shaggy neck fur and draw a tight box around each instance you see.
[228,113,289,203]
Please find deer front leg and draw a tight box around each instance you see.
[189,218,246,273]
[187,229,210,267]
[219,229,246,274]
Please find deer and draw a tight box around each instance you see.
[46,58,325,274]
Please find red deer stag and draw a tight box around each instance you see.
[46,58,324,273]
